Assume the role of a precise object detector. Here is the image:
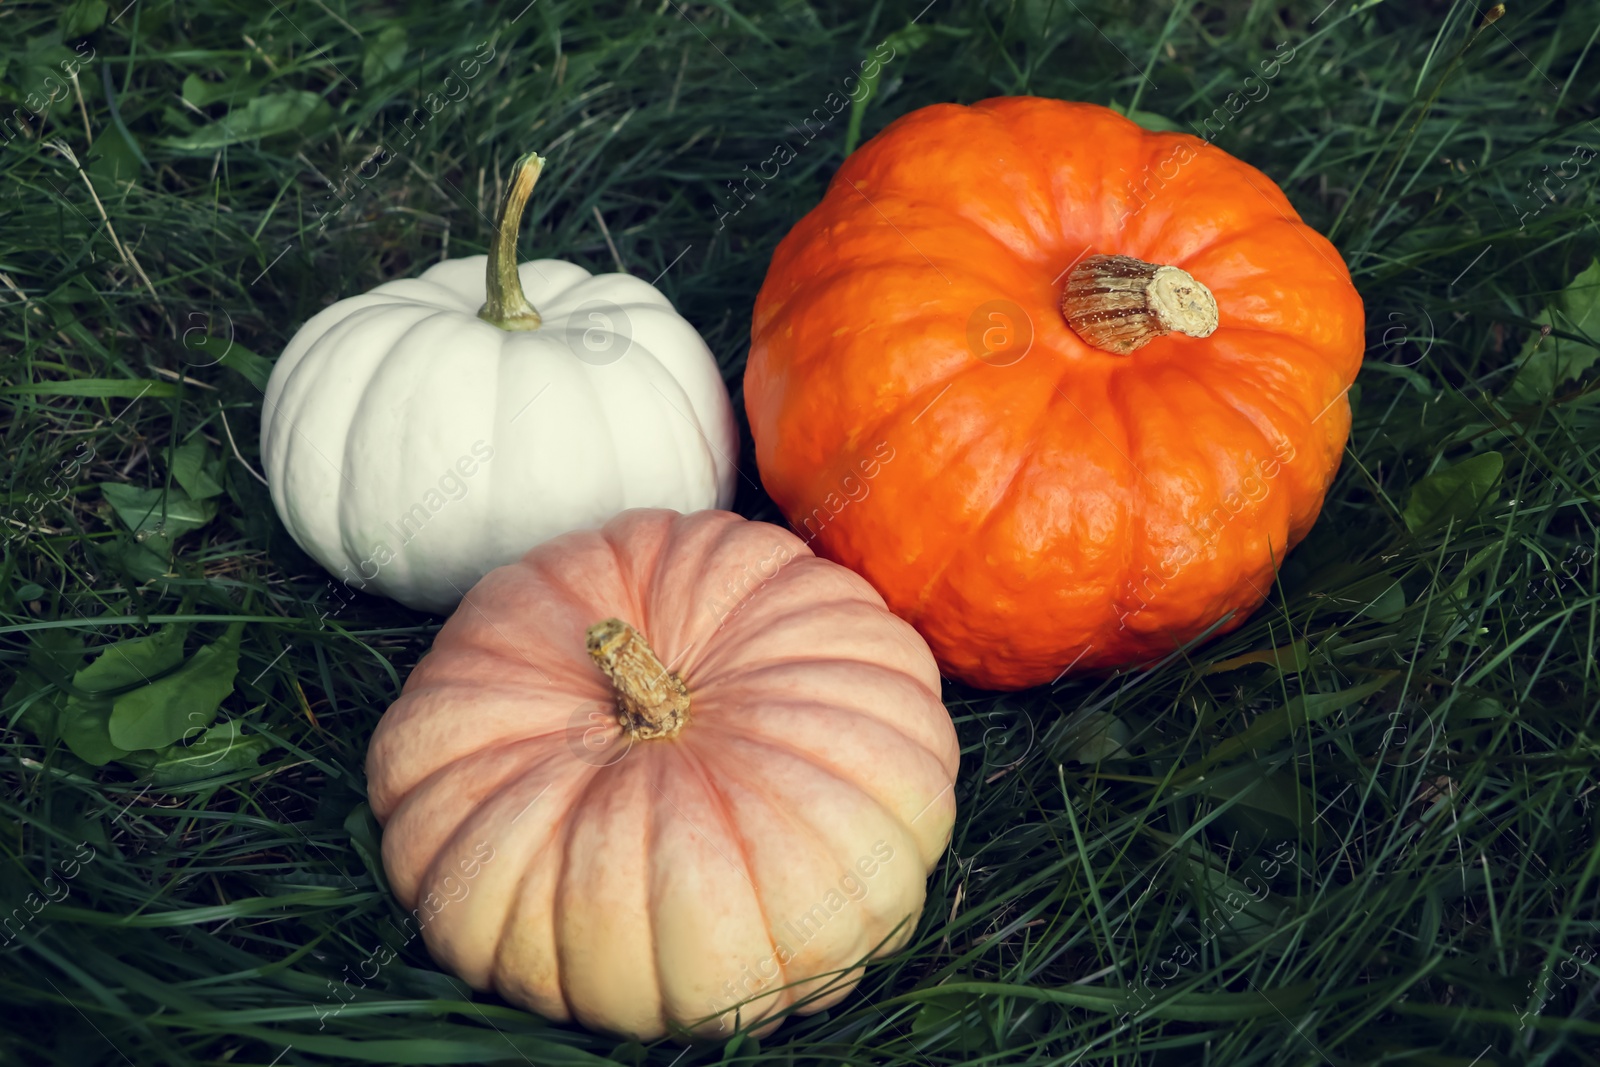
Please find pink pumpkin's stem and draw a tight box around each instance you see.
[585,619,690,739]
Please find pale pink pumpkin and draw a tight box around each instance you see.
[366,508,959,1039]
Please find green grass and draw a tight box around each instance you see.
[3,0,1599,1063]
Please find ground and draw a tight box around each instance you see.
[2,0,1599,1064]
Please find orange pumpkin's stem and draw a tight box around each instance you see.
[585,618,690,740]
[1061,254,1218,355]
[478,150,545,332]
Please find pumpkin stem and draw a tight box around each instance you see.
[585,618,690,740]
[1061,254,1218,355]
[478,150,545,332]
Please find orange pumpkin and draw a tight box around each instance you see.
[745,97,1363,690]
[366,508,958,1039]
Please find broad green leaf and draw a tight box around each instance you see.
[1362,358,1434,396]
[179,72,275,110]
[1402,452,1503,534]
[170,439,224,500]
[109,538,179,582]
[1314,571,1405,622]
[1109,100,1187,132]
[6,54,78,116]
[160,104,196,136]
[87,122,146,186]
[141,719,271,785]
[100,482,217,539]
[20,29,72,66]
[58,0,107,37]
[1443,543,1505,595]
[73,625,186,694]
[1446,695,1505,722]
[344,802,390,894]
[215,341,273,391]
[178,73,266,109]
[1063,711,1131,763]
[1196,766,1314,843]
[1182,853,1290,951]
[1181,672,1398,778]
[1509,259,1600,402]
[28,630,86,681]
[109,625,241,750]
[363,26,408,84]
[180,73,213,107]
[5,668,65,746]
[1203,640,1310,675]
[59,697,129,766]
[1359,578,1407,623]
[162,91,332,150]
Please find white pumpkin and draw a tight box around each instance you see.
[261,152,738,612]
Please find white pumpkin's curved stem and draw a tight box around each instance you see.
[478,150,546,331]
[585,618,689,740]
